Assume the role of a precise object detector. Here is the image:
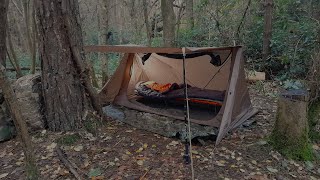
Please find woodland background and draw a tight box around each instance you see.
[0,0,320,179]
[5,0,320,84]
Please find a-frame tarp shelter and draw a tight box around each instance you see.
[84,45,258,144]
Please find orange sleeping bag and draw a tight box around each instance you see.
[142,81,179,94]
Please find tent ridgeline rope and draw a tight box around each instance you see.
[182,47,195,180]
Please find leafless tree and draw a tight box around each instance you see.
[143,0,152,46]
[161,0,176,47]
[185,0,194,30]
[262,0,273,63]
[99,0,110,84]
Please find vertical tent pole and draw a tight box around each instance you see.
[182,47,195,179]
[182,48,190,164]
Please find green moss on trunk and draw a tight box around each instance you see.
[270,128,313,161]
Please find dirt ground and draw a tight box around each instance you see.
[0,82,320,180]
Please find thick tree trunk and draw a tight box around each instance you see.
[262,0,273,63]
[143,0,152,46]
[161,0,176,47]
[185,0,194,30]
[271,91,312,160]
[0,0,9,67]
[36,0,100,131]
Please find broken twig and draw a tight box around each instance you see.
[56,146,83,180]
[139,168,151,180]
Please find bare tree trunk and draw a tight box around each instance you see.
[0,0,9,67]
[6,31,23,78]
[185,0,194,30]
[22,0,37,74]
[143,0,152,46]
[36,0,101,131]
[100,0,109,85]
[6,8,24,78]
[161,0,176,47]
[128,0,140,43]
[30,2,38,74]
[176,3,185,43]
[9,3,28,52]
[262,0,273,63]
[0,1,38,178]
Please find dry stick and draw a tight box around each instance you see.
[113,138,124,147]
[139,168,151,180]
[56,146,83,180]
[68,156,87,177]
[101,138,124,155]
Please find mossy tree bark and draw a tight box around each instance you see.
[271,92,313,160]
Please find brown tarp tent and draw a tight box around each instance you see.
[84,45,258,144]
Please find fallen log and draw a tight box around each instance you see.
[246,70,265,81]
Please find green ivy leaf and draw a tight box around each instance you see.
[88,168,102,177]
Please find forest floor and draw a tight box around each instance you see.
[1,82,320,180]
